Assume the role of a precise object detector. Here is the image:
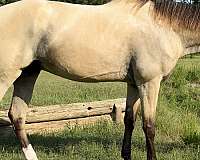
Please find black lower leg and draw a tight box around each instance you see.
[121,110,135,160]
[143,121,157,160]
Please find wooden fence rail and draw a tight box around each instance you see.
[0,98,126,136]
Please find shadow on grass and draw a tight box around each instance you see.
[0,130,123,154]
[182,132,200,147]
[0,128,198,155]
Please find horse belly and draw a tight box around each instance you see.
[41,49,129,82]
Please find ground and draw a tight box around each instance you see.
[0,57,199,160]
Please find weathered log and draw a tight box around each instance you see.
[26,115,112,134]
[0,98,125,125]
[0,98,126,134]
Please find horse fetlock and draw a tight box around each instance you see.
[123,156,131,160]
[147,154,157,160]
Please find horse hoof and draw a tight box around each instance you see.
[122,156,131,160]
[121,151,131,160]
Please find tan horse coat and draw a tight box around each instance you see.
[0,0,198,160]
[0,0,183,88]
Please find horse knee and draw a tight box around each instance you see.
[142,120,155,140]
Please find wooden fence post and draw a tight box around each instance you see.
[112,104,122,124]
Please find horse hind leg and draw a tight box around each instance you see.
[8,61,41,160]
[122,84,140,160]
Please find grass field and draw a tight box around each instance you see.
[0,58,199,160]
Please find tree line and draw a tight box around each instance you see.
[0,0,109,5]
[1,0,200,6]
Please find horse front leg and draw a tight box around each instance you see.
[138,76,162,160]
[122,84,140,160]
[8,64,40,160]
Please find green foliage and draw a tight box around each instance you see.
[160,58,200,114]
[0,0,109,5]
[56,0,110,5]
[192,0,200,4]
[0,0,17,5]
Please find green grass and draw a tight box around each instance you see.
[0,58,199,160]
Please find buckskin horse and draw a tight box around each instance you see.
[0,0,198,160]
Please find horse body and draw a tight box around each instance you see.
[0,0,183,84]
[0,0,198,160]
[37,0,182,83]
[41,2,133,82]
